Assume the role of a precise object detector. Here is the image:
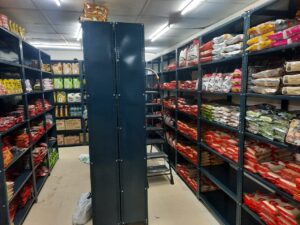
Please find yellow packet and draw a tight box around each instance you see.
[248,23,275,36]
[247,31,274,46]
[246,40,273,52]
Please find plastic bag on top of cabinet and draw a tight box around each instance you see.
[282,87,300,95]
[283,74,300,85]
[225,34,244,45]
[285,119,300,146]
[213,34,233,44]
[285,61,300,73]
[252,68,284,79]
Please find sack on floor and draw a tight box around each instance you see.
[72,192,92,225]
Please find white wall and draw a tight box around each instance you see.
[45,49,155,62]
[44,49,84,60]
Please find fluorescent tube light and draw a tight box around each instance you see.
[30,42,81,50]
[181,0,204,15]
[178,0,193,11]
[151,24,173,42]
[54,0,61,6]
[149,23,169,40]
[76,28,82,41]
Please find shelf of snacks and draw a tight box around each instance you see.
[0,23,58,225]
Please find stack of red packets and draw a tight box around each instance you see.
[160,81,176,90]
[176,141,198,165]
[30,123,45,143]
[177,120,197,141]
[204,129,239,162]
[243,140,300,202]
[2,137,13,168]
[14,129,30,148]
[178,80,197,90]
[28,99,44,118]
[177,98,198,116]
[199,41,213,63]
[244,192,300,225]
[176,164,198,192]
[32,143,47,166]
[163,98,176,109]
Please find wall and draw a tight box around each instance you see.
[45,49,155,62]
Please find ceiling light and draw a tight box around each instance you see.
[30,42,81,50]
[54,0,61,6]
[151,24,173,42]
[76,28,82,41]
[178,0,192,11]
[149,23,169,40]
[181,0,204,15]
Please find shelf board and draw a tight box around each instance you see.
[58,143,85,147]
[244,132,299,152]
[146,103,161,107]
[53,74,80,77]
[0,93,23,99]
[41,71,52,75]
[244,170,300,208]
[177,150,197,166]
[56,116,82,119]
[146,114,162,119]
[200,165,238,202]
[200,54,242,67]
[145,90,159,94]
[248,42,300,56]
[0,59,22,68]
[146,126,164,132]
[13,197,35,225]
[178,89,198,94]
[5,148,30,171]
[161,89,176,92]
[200,143,238,169]
[200,118,239,133]
[46,124,56,133]
[147,151,168,159]
[246,93,300,100]
[146,138,165,145]
[54,88,81,92]
[29,112,45,122]
[36,175,49,195]
[147,165,170,176]
[55,102,82,105]
[242,205,265,225]
[26,91,44,95]
[201,91,240,97]
[177,110,197,119]
[177,65,198,71]
[199,190,235,225]
[8,170,33,204]
[23,65,41,72]
[177,130,197,144]
[0,121,27,137]
[57,129,82,132]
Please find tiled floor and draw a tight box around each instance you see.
[24,146,219,225]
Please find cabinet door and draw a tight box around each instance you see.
[115,23,147,224]
[82,22,121,225]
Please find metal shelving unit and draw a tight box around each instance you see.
[51,60,88,147]
[0,27,58,225]
[147,1,299,224]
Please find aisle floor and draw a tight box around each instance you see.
[24,146,219,225]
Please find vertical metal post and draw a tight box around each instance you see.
[236,11,250,225]
[175,50,179,167]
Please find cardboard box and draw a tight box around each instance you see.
[80,133,84,143]
[64,135,80,145]
[56,120,65,131]
[65,119,81,130]
[57,135,64,145]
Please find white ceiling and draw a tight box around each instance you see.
[0,0,257,54]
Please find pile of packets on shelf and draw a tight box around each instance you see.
[0,79,23,96]
[176,140,224,166]
[177,98,198,116]
[163,98,176,109]
[55,91,81,104]
[247,11,300,52]
[199,34,243,63]
[176,164,198,192]
[202,69,242,93]
[160,81,176,90]
[179,40,200,67]
[54,77,81,89]
[249,61,300,96]
[244,192,300,225]
[244,139,300,202]
[0,13,26,38]
[32,143,48,167]
[204,129,239,163]
[30,121,45,143]
[52,62,80,75]
[163,61,176,72]
[0,106,24,132]
[177,120,197,142]
[80,2,108,22]
[246,104,300,146]
[9,182,33,221]
[178,80,197,91]
[43,79,54,91]
[202,103,240,128]
[28,99,44,118]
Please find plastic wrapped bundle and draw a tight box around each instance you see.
[286,61,300,73]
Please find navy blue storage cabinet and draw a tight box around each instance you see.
[82,22,147,225]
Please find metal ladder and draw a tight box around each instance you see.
[145,69,174,185]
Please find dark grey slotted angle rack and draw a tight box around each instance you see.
[147,0,300,224]
[0,27,59,225]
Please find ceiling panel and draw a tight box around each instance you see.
[25,24,55,33]
[44,11,81,25]
[1,8,48,24]
[142,0,182,17]
[0,0,35,9]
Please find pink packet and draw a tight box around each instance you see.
[269,25,300,41]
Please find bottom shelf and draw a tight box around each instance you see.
[13,197,35,225]
[36,175,49,194]
[199,190,236,225]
